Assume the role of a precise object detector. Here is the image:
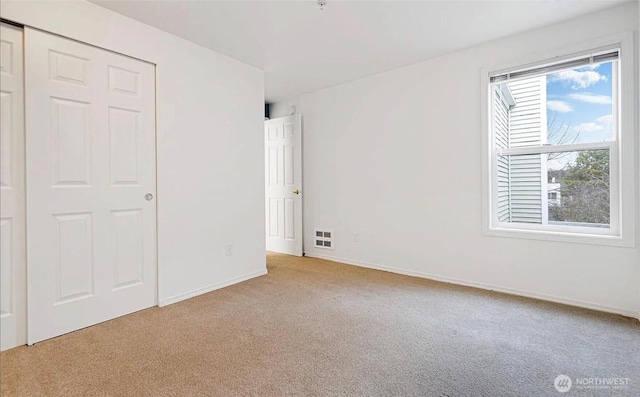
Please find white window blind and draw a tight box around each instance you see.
[490,49,619,83]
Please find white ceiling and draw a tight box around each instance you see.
[90,0,627,102]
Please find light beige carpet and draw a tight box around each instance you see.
[1,252,638,396]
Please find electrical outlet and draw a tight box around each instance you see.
[353,232,359,243]
[225,244,233,256]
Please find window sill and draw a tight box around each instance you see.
[483,226,635,248]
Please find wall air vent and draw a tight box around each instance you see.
[314,229,334,249]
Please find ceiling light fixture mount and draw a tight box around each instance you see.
[317,0,326,11]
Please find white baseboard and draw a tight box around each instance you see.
[304,252,639,319]
[158,269,268,307]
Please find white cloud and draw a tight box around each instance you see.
[567,93,612,104]
[572,122,604,133]
[568,114,613,140]
[596,114,613,124]
[547,100,573,113]
[549,69,606,89]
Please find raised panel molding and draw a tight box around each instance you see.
[111,209,143,290]
[109,107,140,185]
[53,212,94,305]
[268,126,279,141]
[0,40,13,75]
[268,147,279,185]
[51,98,91,186]
[284,199,295,240]
[269,198,279,237]
[108,66,140,96]
[283,122,294,138]
[49,50,88,86]
[0,218,13,317]
[283,145,294,185]
[0,91,12,187]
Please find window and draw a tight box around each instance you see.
[482,35,636,246]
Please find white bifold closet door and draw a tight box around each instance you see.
[1,23,27,351]
[25,28,157,344]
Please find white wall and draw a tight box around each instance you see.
[295,2,640,317]
[1,0,267,309]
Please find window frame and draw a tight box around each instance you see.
[481,32,636,247]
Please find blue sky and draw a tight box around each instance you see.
[546,61,613,145]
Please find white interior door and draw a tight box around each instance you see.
[1,23,27,351]
[265,114,302,256]
[25,28,157,344]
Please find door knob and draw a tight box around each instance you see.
[145,193,154,201]
[292,189,300,195]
